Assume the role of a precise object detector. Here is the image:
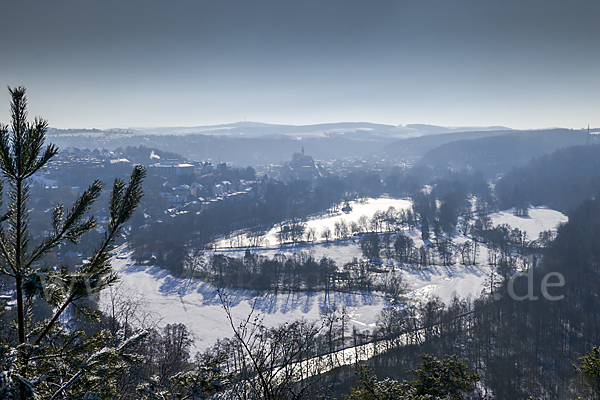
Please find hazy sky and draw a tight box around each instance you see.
[1,0,599,130]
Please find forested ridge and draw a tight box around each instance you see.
[417,128,590,177]
[496,144,600,213]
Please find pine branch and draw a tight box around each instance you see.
[0,88,147,398]
[27,180,103,268]
[33,166,145,346]
[0,228,16,275]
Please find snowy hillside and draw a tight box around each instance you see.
[401,207,567,303]
[104,203,567,352]
[215,197,412,249]
[104,257,385,352]
[490,206,567,239]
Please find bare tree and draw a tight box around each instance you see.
[457,241,473,266]
[305,227,317,244]
[349,221,361,237]
[218,290,323,400]
[248,228,267,248]
[358,215,369,233]
[102,282,161,338]
[321,227,332,244]
[320,305,340,354]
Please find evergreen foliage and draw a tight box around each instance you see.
[0,87,146,399]
[408,354,480,399]
[345,355,480,400]
[575,346,600,397]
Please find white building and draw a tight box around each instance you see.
[151,162,194,176]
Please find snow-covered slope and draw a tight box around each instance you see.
[216,197,412,249]
[104,258,385,352]
[104,204,567,352]
[490,206,567,239]
[400,206,568,303]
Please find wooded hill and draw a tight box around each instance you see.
[496,144,600,213]
[417,128,591,177]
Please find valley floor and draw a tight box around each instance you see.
[104,200,567,352]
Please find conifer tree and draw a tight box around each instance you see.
[0,86,146,399]
[345,355,480,400]
[575,346,600,397]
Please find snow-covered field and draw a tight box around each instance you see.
[215,197,412,249]
[490,206,567,240]
[104,258,385,352]
[104,202,568,352]
[399,206,568,303]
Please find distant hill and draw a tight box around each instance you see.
[382,129,519,161]
[47,122,512,167]
[416,129,590,177]
[133,122,402,139]
[404,124,510,135]
[133,122,510,140]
